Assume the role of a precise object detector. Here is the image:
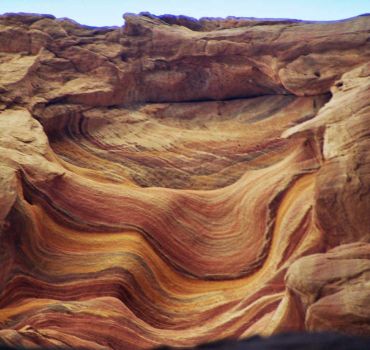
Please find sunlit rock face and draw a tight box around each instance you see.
[0,11,369,349]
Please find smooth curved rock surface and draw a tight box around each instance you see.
[0,12,369,350]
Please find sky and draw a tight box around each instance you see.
[1,0,370,27]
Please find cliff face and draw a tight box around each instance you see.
[0,12,369,349]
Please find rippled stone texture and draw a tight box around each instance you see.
[0,12,369,349]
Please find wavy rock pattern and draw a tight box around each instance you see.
[0,12,369,349]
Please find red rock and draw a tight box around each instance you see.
[0,12,369,349]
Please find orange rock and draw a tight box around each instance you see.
[0,12,369,349]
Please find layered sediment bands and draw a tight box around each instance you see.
[47,94,327,189]
[0,12,370,349]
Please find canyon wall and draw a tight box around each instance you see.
[0,12,369,349]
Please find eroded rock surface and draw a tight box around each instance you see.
[0,12,369,349]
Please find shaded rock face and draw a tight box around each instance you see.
[0,11,369,349]
[2,332,370,350]
[157,332,370,350]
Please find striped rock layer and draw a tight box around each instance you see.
[0,12,370,349]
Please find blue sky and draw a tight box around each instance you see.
[1,0,369,26]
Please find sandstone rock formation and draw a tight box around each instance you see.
[0,12,369,349]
